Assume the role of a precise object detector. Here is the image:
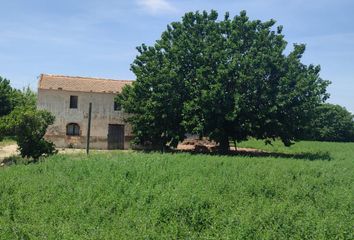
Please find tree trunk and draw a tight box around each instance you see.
[233,139,237,152]
[218,135,230,154]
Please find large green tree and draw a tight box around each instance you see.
[117,10,330,152]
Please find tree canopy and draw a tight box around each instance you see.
[0,77,36,117]
[0,76,56,160]
[303,103,354,142]
[117,10,330,152]
[0,76,16,117]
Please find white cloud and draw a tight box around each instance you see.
[137,0,177,14]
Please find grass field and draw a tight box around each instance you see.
[0,140,353,239]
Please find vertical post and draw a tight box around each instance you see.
[86,102,92,155]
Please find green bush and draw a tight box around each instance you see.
[0,107,57,160]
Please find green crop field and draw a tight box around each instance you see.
[0,140,353,239]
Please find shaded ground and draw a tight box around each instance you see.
[176,138,331,161]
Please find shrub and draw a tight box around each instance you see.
[0,107,57,160]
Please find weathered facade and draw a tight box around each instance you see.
[37,74,134,149]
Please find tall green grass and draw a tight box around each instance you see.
[0,141,353,239]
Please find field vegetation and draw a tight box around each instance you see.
[0,140,353,239]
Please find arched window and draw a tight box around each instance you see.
[66,123,80,136]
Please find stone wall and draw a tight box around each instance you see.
[37,89,133,149]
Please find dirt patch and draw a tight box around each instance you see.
[58,148,132,154]
[58,148,86,154]
[0,144,19,164]
[177,138,265,154]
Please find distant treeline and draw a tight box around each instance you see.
[303,103,354,142]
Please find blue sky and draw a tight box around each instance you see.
[0,0,353,112]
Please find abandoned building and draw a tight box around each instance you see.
[37,74,134,149]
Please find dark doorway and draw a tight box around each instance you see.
[108,124,124,149]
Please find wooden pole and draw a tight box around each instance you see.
[86,102,92,155]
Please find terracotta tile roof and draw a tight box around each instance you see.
[38,74,133,94]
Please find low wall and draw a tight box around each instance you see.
[45,134,132,150]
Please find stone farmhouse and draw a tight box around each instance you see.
[37,74,134,150]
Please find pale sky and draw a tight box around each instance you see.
[0,0,353,112]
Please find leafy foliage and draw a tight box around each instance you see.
[304,103,354,142]
[117,11,329,152]
[0,107,57,160]
[0,76,53,159]
[0,76,16,117]
[0,77,37,117]
[14,86,37,109]
[0,141,353,239]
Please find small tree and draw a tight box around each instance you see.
[0,107,57,160]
